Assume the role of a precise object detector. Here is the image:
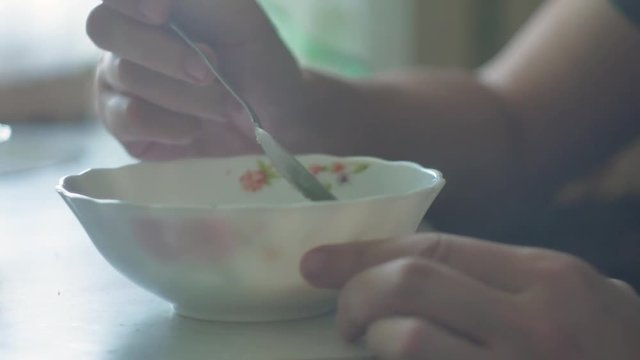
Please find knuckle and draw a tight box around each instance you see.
[111,96,134,120]
[416,233,452,263]
[337,260,426,331]
[396,322,428,359]
[111,57,136,89]
[502,306,578,358]
[104,96,141,137]
[122,97,143,124]
[336,277,375,340]
[393,258,430,286]
[523,250,594,290]
[386,258,431,300]
[338,275,374,326]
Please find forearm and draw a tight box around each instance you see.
[304,69,525,237]
[302,0,640,238]
[481,0,640,202]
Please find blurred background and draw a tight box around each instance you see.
[0,0,549,172]
[0,0,544,126]
[0,0,638,284]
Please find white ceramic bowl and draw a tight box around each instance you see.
[57,155,445,322]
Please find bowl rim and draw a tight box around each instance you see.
[56,154,445,211]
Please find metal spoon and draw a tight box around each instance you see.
[170,22,336,202]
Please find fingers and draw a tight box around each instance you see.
[99,54,232,122]
[87,4,215,85]
[336,257,510,342]
[120,141,199,161]
[98,87,200,145]
[366,317,488,360]
[101,0,174,24]
[96,82,259,159]
[301,233,527,292]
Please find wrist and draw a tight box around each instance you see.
[295,69,376,155]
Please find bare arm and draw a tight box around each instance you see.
[305,0,640,236]
[481,0,640,199]
[90,0,639,237]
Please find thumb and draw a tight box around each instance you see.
[301,233,532,292]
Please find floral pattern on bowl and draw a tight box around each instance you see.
[239,160,371,193]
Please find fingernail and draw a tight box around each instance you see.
[185,55,214,85]
[139,0,170,23]
[301,249,327,282]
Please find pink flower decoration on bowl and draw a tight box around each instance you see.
[309,165,327,175]
[237,160,371,193]
[240,170,267,192]
[331,162,346,174]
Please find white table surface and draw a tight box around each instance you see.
[0,124,372,360]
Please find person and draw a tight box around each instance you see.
[86,0,640,358]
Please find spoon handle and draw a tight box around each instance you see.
[169,22,262,128]
[169,22,336,201]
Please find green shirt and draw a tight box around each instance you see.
[612,0,640,27]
